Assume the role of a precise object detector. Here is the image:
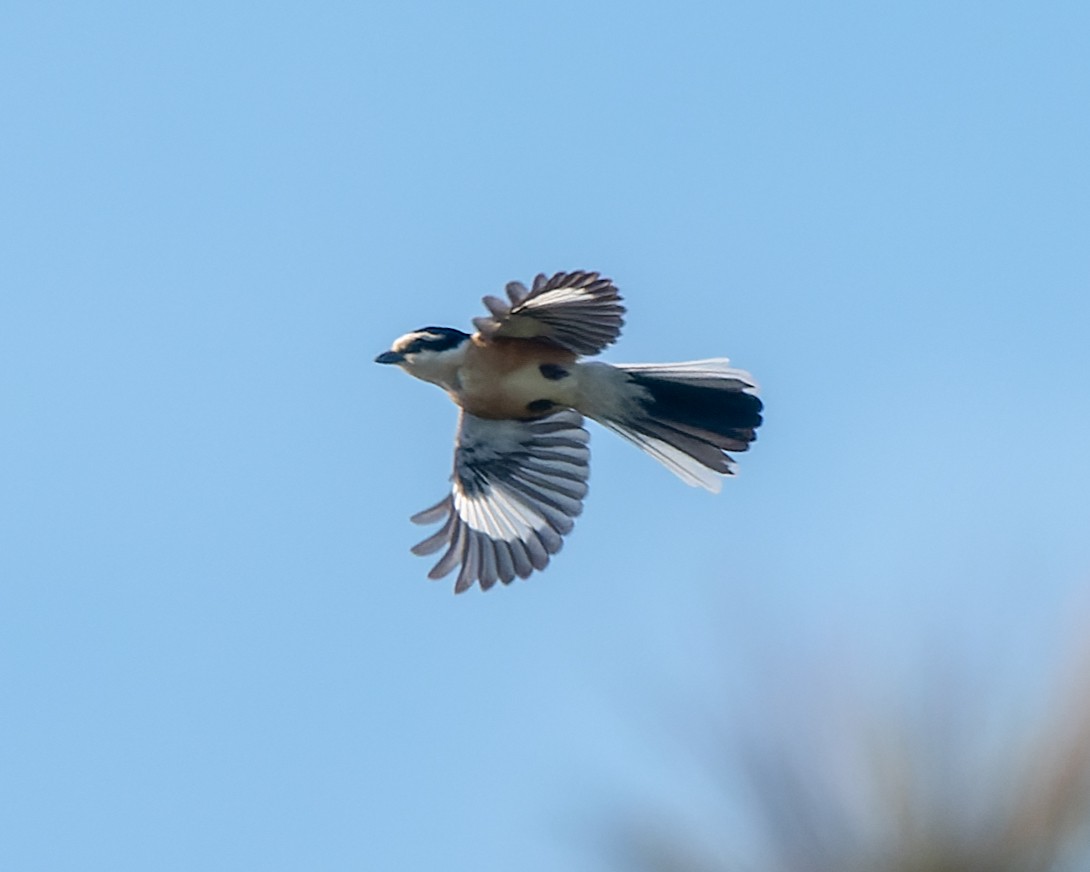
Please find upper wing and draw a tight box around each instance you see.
[409,409,591,593]
[472,270,625,356]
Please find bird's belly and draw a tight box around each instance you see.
[457,361,578,420]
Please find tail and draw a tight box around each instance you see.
[577,359,763,492]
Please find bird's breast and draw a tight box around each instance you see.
[455,338,578,419]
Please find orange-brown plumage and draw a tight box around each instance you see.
[454,336,577,420]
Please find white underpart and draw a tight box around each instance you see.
[394,337,467,391]
[572,361,649,421]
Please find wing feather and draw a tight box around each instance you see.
[410,409,591,592]
[472,270,625,356]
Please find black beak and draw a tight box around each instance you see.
[375,351,404,365]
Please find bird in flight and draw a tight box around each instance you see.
[375,271,763,593]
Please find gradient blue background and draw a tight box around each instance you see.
[3,3,1089,869]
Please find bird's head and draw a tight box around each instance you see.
[375,326,471,388]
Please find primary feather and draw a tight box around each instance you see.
[472,270,625,356]
[410,410,591,593]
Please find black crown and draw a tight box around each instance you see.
[406,326,470,354]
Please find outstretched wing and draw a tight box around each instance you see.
[410,409,591,593]
[473,270,625,356]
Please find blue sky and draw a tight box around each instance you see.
[3,2,1089,869]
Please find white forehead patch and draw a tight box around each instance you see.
[392,331,428,353]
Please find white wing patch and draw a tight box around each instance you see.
[472,270,625,356]
[410,409,591,593]
[516,286,599,308]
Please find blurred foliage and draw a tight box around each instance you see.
[611,633,1090,872]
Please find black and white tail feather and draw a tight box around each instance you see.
[586,358,763,493]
